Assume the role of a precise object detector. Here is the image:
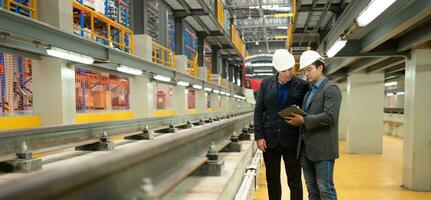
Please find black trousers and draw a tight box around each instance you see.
[263,145,303,200]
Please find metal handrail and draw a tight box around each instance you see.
[72,0,135,53]
[152,41,176,69]
[187,54,199,77]
[4,0,36,19]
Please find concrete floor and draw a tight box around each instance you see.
[254,135,431,200]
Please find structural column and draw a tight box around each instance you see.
[173,86,187,116]
[210,93,220,112]
[196,89,207,113]
[130,76,154,118]
[134,34,153,61]
[174,16,185,55]
[346,72,384,154]
[32,57,76,125]
[37,0,73,33]
[402,48,431,191]
[211,46,221,74]
[130,0,148,35]
[337,82,347,140]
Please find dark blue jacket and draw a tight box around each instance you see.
[254,75,310,148]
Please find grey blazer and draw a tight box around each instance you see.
[298,78,342,162]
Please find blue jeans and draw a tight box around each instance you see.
[300,145,337,200]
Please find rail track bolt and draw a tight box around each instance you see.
[16,141,32,159]
[168,122,176,133]
[198,118,205,125]
[185,120,193,128]
[101,130,109,142]
[240,126,251,141]
[207,141,218,161]
[230,132,239,143]
[143,125,149,134]
[136,177,157,200]
[208,117,214,123]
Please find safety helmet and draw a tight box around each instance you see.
[299,50,324,70]
[272,49,295,71]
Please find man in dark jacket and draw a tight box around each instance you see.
[286,50,342,200]
[254,49,309,200]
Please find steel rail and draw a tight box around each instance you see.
[0,113,254,200]
[0,111,252,162]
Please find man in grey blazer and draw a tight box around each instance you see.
[285,50,342,200]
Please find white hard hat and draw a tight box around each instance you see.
[299,50,324,70]
[272,49,295,71]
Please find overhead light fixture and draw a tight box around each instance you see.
[234,95,246,100]
[255,41,259,45]
[213,90,220,94]
[357,0,396,27]
[154,75,172,82]
[255,73,274,76]
[253,69,274,73]
[276,26,289,29]
[384,81,397,87]
[226,93,231,96]
[396,91,404,95]
[46,46,94,64]
[192,84,203,90]
[271,13,294,18]
[273,35,289,39]
[116,65,143,75]
[326,38,347,58]
[177,81,190,87]
[386,93,394,96]
[204,87,212,92]
[220,91,226,95]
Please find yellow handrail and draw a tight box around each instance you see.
[286,0,296,52]
[152,41,176,69]
[5,0,37,19]
[231,24,245,58]
[207,66,211,81]
[216,0,225,30]
[187,54,198,77]
[73,0,134,53]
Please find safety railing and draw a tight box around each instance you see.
[205,57,212,81]
[231,24,245,58]
[72,0,134,53]
[4,0,36,19]
[152,41,176,69]
[216,0,225,30]
[187,54,198,77]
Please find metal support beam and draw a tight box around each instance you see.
[398,20,431,51]
[228,63,234,82]
[347,57,387,74]
[211,46,219,74]
[174,9,206,17]
[366,57,405,73]
[316,0,372,53]
[174,16,185,55]
[221,58,227,79]
[385,63,405,74]
[361,0,431,53]
[130,0,148,34]
[197,32,207,67]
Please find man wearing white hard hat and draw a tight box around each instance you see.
[254,49,309,200]
[285,50,342,200]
